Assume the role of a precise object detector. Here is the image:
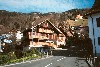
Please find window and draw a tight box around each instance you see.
[98,37,100,45]
[96,17,100,27]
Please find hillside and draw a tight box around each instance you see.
[0,8,89,34]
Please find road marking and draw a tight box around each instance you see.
[59,59,61,60]
[61,58,64,59]
[3,56,53,67]
[27,61,31,63]
[48,64,50,66]
[4,65,12,67]
[57,59,62,61]
[57,59,59,61]
[63,57,66,58]
[57,57,66,62]
[45,63,52,67]
[16,63,22,64]
[50,63,52,64]
[5,64,16,67]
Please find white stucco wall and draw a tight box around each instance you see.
[16,31,23,40]
[88,13,100,56]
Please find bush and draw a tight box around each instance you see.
[0,55,9,65]
[23,48,41,57]
[0,52,17,65]
[8,52,17,60]
[0,48,42,65]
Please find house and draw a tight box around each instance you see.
[76,14,83,19]
[85,0,100,57]
[16,31,23,41]
[22,19,66,50]
[65,18,88,37]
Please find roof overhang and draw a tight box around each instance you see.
[85,9,100,16]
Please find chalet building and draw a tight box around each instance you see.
[85,0,100,57]
[22,20,66,50]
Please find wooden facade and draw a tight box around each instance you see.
[23,20,66,49]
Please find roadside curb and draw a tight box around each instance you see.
[76,58,90,67]
[85,60,93,67]
[1,56,53,67]
[78,58,94,67]
[76,58,94,67]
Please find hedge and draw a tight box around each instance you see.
[0,48,42,66]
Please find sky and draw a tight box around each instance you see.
[0,0,95,13]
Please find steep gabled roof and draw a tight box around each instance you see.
[32,16,49,27]
[92,0,100,10]
[32,19,62,34]
[46,20,62,33]
[85,0,100,16]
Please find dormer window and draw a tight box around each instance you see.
[96,17,100,27]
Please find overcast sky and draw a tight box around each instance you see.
[0,0,95,13]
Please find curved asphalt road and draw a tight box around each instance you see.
[3,56,89,67]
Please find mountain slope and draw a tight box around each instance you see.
[0,8,89,34]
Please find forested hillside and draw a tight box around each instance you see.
[0,8,89,34]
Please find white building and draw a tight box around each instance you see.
[85,0,100,57]
[16,31,23,41]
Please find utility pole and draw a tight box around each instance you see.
[0,39,3,52]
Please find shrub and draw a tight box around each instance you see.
[8,52,17,60]
[0,54,9,65]
[0,48,42,65]
[0,52,17,65]
[23,48,41,57]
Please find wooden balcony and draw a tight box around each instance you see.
[39,28,53,33]
[30,41,51,46]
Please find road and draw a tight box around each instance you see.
[4,56,89,67]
